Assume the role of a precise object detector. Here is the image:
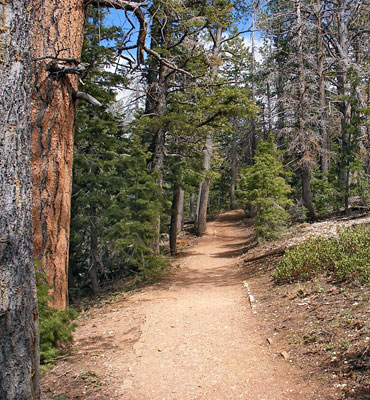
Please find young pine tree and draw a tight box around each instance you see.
[238,137,292,239]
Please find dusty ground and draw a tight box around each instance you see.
[41,210,370,400]
[242,215,370,400]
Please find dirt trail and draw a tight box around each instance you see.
[42,210,326,400]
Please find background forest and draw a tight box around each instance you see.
[69,0,370,295]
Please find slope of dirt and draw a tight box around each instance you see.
[41,210,332,399]
[241,214,370,400]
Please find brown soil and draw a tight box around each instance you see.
[41,210,370,399]
[243,216,370,400]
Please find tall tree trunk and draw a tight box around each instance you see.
[296,0,316,220]
[301,161,316,219]
[145,11,169,254]
[230,134,237,210]
[190,192,195,221]
[0,1,40,397]
[31,1,85,309]
[336,0,351,212]
[176,188,185,232]
[196,178,212,236]
[195,27,222,235]
[266,81,273,138]
[195,135,213,235]
[250,9,257,156]
[149,62,168,253]
[276,36,286,148]
[316,0,330,176]
[169,186,183,256]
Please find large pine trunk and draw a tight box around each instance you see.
[0,1,40,397]
[31,1,85,309]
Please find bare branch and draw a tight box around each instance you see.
[73,91,103,107]
[143,46,194,78]
[85,0,148,64]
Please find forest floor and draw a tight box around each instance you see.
[41,210,370,400]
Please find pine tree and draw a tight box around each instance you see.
[70,9,165,293]
[238,137,292,239]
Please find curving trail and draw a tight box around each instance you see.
[42,210,325,399]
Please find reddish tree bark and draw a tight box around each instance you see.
[31,1,86,309]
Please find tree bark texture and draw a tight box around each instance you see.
[169,186,183,256]
[301,160,316,220]
[31,1,85,309]
[189,192,195,221]
[230,131,238,210]
[195,134,213,235]
[0,1,40,398]
[196,179,211,236]
[176,187,184,232]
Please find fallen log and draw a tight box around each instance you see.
[242,245,297,264]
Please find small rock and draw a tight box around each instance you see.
[266,338,273,345]
[280,351,290,360]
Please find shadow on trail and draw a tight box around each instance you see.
[211,233,257,259]
[213,210,246,223]
[168,265,243,289]
[178,250,204,258]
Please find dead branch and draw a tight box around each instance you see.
[242,245,296,263]
[46,62,89,75]
[143,46,194,78]
[85,0,148,65]
[72,91,102,107]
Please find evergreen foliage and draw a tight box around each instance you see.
[36,267,77,366]
[69,9,166,293]
[237,137,292,239]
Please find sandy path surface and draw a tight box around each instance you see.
[111,210,324,399]
[42,210,326,399]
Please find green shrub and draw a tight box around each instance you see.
[274,225,370,284]
[237,136,293,239]
[36,269,77,365]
